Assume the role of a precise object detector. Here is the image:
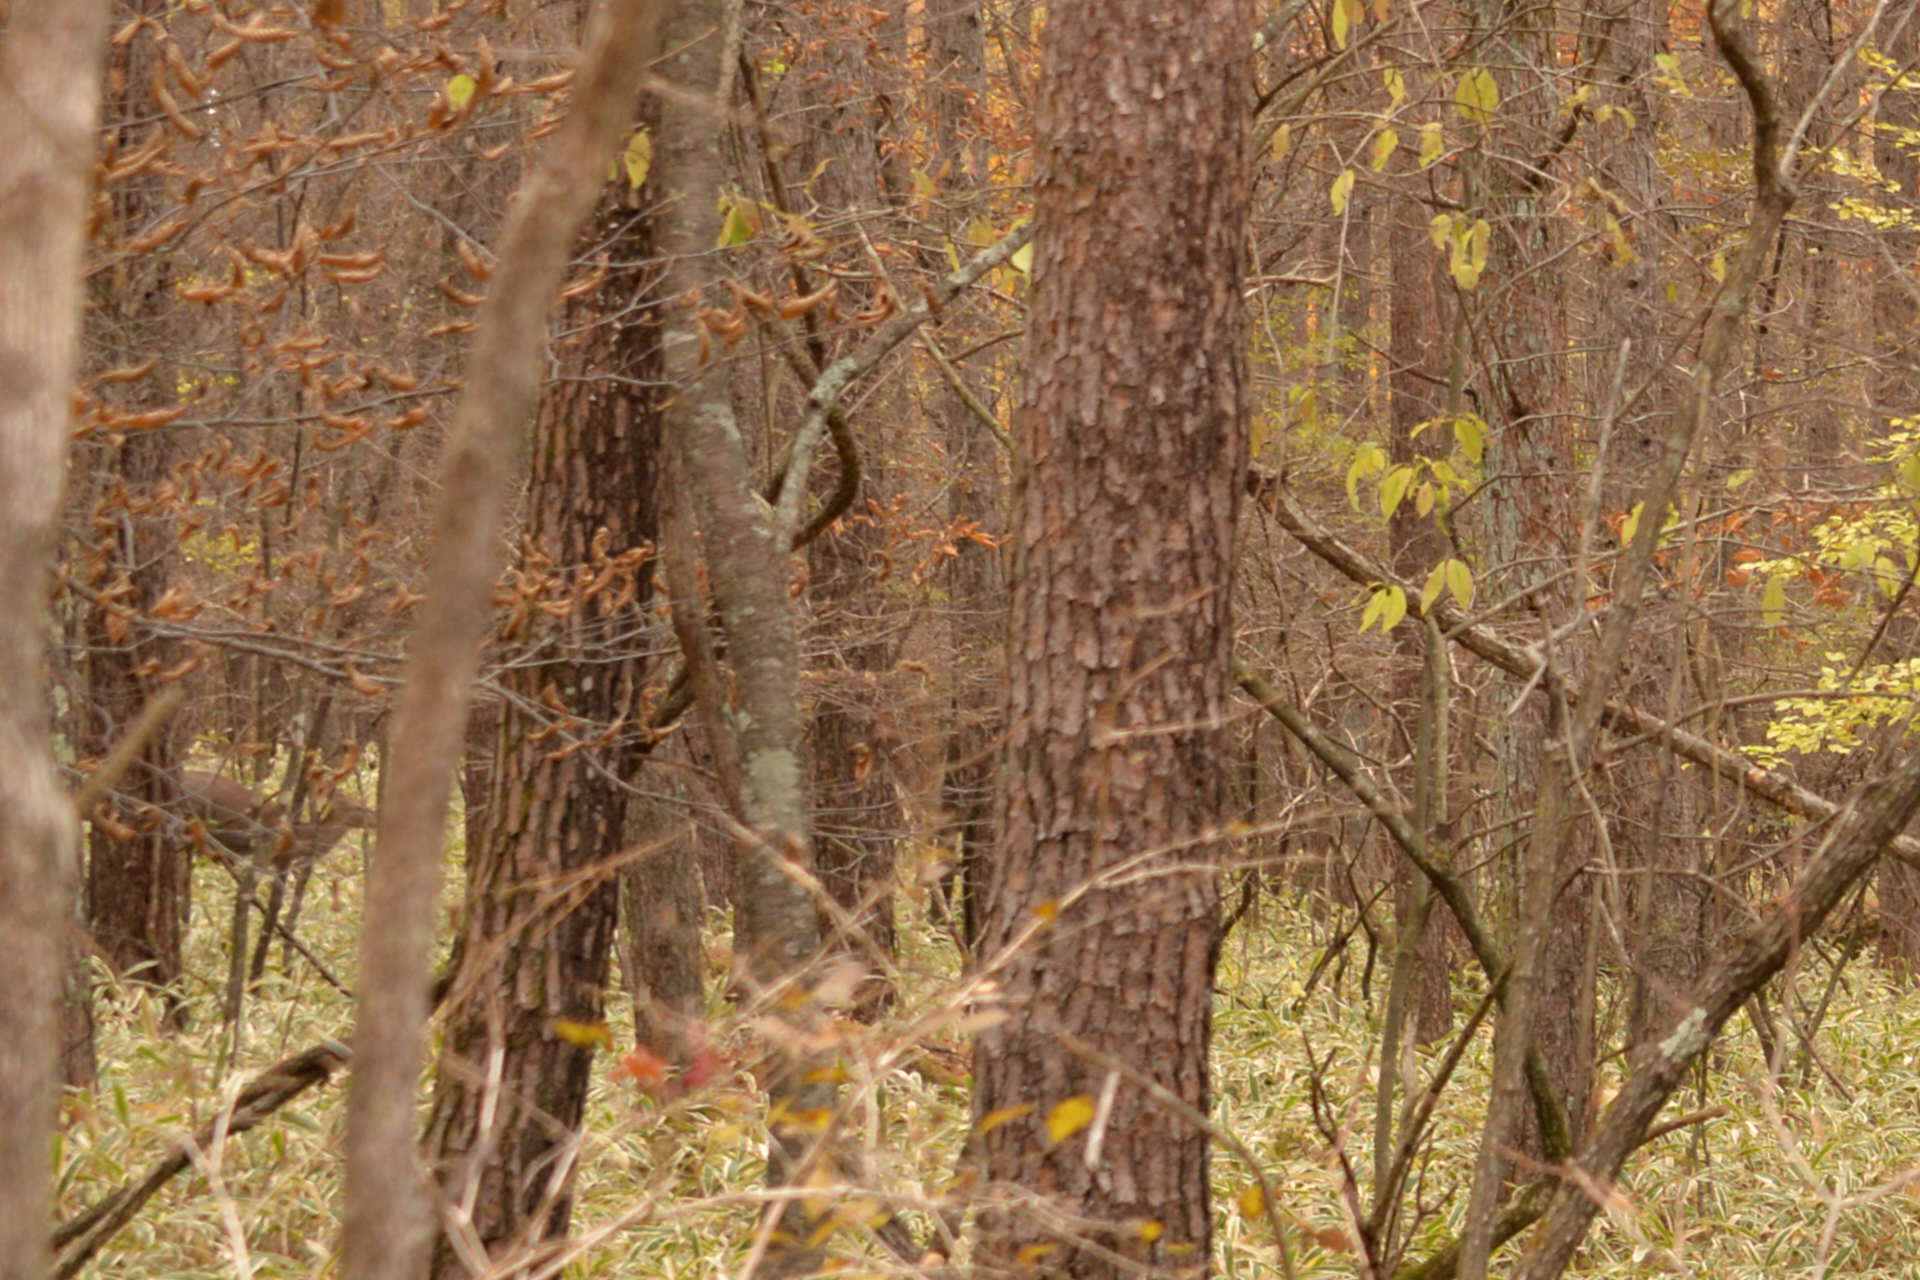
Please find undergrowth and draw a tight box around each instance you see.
[55,856,1920,1278]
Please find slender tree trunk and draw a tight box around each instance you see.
[925,0,1004,956]
[1871,10,1920,972]
[651,0,833,1264]
[969,0,1250,1270]
[80,0,188,1021]
[0,5,112,1278]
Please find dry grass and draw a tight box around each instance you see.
[55,862,1920,1278]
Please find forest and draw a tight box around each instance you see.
[3,0,1920,1277]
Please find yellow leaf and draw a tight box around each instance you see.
[1015,1243,1057,1265]
[715,199,752,248]
[1380,585,1407,632]
[1762,575,1786,627]
[1237,1184,1267,1220]
[1383,67,1405,107]
[1330,168,1355,216]
[1137,1220,1164,1244]
[1331,0,1350,49]
[1045,1094,1096,1146]
[1418,122,1446,168]
[1421,562,1447,615]
[979,1103,1035,1135]
[1620,501,1644,546]
[1455,67,1499,127]
[620,128,651,190]
[1445,557,1474,610]
[1270,122,1292,163]
[1033,898,1058,923]
[446,73,476,109]
[549,1018,611,1050]
[1370,128,1398,172]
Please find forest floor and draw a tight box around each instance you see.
[55,845,1920,1278]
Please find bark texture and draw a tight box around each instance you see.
[81,0,187,1017]
[338,6,665,1276]
[0,5,111,1278]
[969,0,1251,1271]
[422,163,663,1273]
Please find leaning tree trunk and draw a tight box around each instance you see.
[968,0,1251,1271]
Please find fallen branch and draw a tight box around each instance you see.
[52,1040,350,1278]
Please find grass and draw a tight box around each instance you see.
[54,859,1920,1278]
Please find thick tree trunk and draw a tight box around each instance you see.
[338,7,665,1276]
[969,0,1250,1271]
[422,164,664,1273]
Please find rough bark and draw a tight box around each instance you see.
[0,6,111,1278]
[422,153,665,1274]
[968,0,1251,1271]
[338,6,666,1277]
[80,0,188,1020]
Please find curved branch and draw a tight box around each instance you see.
[52,1041,350,1278]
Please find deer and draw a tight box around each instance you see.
[176,769,376,983]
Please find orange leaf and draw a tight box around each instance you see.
[613,1046,669,1092]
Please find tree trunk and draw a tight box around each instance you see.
[338,7,665,1276]
[80,0,188,1021]
[0,5,111,1278]
[420,86,667,1272]
[969,0,1250,1270]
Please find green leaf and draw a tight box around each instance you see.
[1331,168,1356,215]
[1370,128,1399,171]
[1762,574,1786,627]
[1445,557,1474,610]
[1421,562,1447,614]
[1418,122,1446,168]
[446,73,477,109]
[1455,67,1499,128]
[1414,481,1435,517]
